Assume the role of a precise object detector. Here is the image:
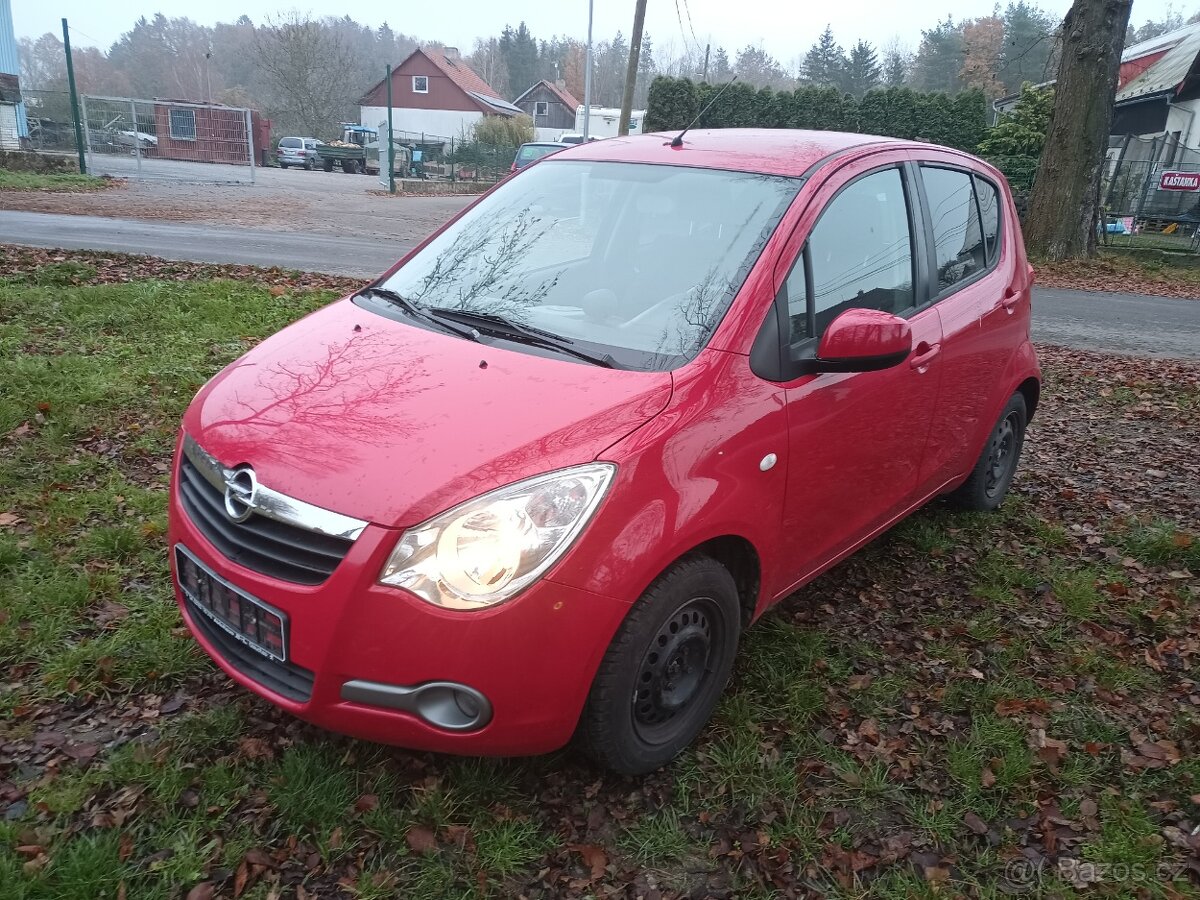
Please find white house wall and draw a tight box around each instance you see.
[359,106,484,143]
[1166,100,1200,150]
[0,102,18,149]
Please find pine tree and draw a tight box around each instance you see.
[881,42,911,86]
[710,47,733,82]
[844,40,881,97]
[803,26,846,89]
[911,17,965,93]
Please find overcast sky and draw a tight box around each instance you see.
[15,0,1186,61]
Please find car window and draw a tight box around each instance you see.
[279,138,302,149]
[517,145,560,165]
[974,175,1001,266]
[806,167,915,337]
[303,140,317,150]
[922,166,986,294]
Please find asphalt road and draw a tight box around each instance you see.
[2,211,1198,358]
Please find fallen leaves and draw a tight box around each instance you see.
[405,825,438,856]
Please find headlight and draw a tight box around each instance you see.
[379,463,616,610]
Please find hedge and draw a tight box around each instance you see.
[644,77,988,153]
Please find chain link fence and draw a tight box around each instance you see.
[1101,136,1200,253]
[21,90,82,156]
[81,95,256,184]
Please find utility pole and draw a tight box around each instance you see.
[618,0,648,136]
[385,64,396,194]
[702,43,710,81]
[583,0,594,140]
[62,18,86,174]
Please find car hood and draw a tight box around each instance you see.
[182,298,672,527]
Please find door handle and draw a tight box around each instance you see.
[1002,287,1019,312]
[910,342,941,370]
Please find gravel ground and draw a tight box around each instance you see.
[0,166,474,241]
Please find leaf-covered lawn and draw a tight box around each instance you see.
[1,255,1198,899]
[1035,252,1200,300]
[0,170,115,193]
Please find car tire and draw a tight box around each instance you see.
[323,160,334,173]
[947,393,1028,512]
[303,159,314,171]
[279,162,288,169]
[577,555,741,775]
[343,160,357,174]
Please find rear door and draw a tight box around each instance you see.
[771,159,945,593]
[911,161,1026,488]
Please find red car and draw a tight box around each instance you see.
[169,129,1039,774]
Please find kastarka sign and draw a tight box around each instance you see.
[1158,171,1200,192]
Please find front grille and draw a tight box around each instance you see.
[178,457,353,585]
[186,597,315,702]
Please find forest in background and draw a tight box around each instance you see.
[16,5,1200,141]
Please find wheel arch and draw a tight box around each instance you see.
[1016,376,1040,422]
[659,535,762,628]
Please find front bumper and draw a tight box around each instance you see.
[166,475,631,756]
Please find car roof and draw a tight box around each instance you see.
[552,128,917,177]
[522,141,570,148]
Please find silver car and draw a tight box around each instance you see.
[277,137,321,170]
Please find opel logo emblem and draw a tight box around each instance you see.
[223,468,257,523]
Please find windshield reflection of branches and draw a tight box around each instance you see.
[651,201,770,359]
[406,202,562,320]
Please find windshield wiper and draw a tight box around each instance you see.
[358,287,481,342]
[426,307,620,369]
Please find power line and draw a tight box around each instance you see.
[681,0,702,51]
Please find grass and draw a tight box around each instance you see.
[0,169,112,193]
[1,269,1198,897]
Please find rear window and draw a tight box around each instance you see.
[279,138,302,149]
[975,176,1001,266]
[516,145,561,166]
[922,166,986,294]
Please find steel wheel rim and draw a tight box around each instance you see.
[632,597,721,746]
[984,412,1019,497]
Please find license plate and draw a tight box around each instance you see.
[175,545,289,662]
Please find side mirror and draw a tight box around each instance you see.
[809,308,912,374]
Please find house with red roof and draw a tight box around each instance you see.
[358,47,522,144]
[513,79,581,141]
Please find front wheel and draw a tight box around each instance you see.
[947,393,1028,512]
[303,158,314,171]
[577,555,741,775]
[322,159,334,172]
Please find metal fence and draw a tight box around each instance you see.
[1100,135,1200,252]
[22,89,82,155]
[81,95,255,184]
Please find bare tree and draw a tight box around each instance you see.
[254,14,359,137]
[1024,0,1133,260]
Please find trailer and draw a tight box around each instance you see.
[317,123,412,176]
[574,106,646,139]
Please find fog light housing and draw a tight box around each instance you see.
[340,679,492,732]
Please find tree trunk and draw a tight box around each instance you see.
[1023,0,1132,260]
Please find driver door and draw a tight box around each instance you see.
[770,161,944,595]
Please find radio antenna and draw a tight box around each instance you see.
[669,76,738,148]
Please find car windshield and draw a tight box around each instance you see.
[373,160,801,371]
[279,138,302,149]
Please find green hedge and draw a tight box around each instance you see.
[645,77,988,153]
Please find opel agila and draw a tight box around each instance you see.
[169,129,1041,774]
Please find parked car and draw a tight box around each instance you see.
[169,129,1039,775]
[277,137,321,169]
[510,141,569,174]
